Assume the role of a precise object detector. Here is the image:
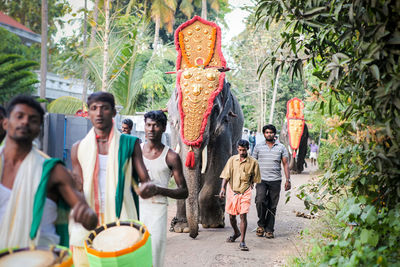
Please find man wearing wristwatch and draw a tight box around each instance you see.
[252,124,291,239]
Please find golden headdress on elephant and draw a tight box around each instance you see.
[174,16,227,167]
[286,97,305,158]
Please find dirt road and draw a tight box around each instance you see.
[164,164,317,267]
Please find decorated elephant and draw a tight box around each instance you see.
[279,121,309,173]
[166,16,244,238]
[279,98,309,174]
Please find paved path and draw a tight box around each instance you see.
[164,164,317,267]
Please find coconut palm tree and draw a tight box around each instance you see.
[40,0,48,100]
[150,0,177,52]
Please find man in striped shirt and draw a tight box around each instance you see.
[252,124,291,239]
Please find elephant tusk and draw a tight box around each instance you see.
[201,145,207,174]
[175,143,181,154]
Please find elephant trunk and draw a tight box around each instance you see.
[182,145,201,238]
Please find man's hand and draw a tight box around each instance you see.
[136,182,158,199]
[72,201,98,230]
[284,180,291,191]
[219,188,225,199]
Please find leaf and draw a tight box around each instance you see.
[369,65,380,81]
[361,205,378,224]
[360,229,379,246]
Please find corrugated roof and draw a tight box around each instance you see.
[0,11,36,34]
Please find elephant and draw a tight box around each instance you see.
[279,121,309,174]
[167,80,244,238]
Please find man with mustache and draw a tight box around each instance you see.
[219,139,261,251]
[0,95,98,250]
[70,92,158,266]
[252,124,291,239]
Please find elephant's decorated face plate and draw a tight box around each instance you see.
[174,16,227,147]
[174,16,226,71]
[286,98,305,152]
[178,68,223,144]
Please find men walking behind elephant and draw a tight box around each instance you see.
[252,124,291,239]
[69,92,159,266]
[219,139,260,251]
[0,95,98,250]
[139,110,188,267]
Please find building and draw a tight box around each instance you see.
[32,71,92,101]
[0,11,41,46]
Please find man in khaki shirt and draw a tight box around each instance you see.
[219,139,261,251]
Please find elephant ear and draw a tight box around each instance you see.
[213,82,234,136]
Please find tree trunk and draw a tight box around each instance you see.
[40,0,48,101]
[153,15,160,53]
[201,0,207,20]
[82,0,89,102]
[89,0,100,49]
[101,0,110,92]
[269,68,280,124]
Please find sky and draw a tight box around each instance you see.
[55,0,254,45]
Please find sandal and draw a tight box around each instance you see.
[226,233,241,243]
[256,226,264,237]
[239,242,249,251]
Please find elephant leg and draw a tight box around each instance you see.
[199,181,225,228]
[171,199,189,233]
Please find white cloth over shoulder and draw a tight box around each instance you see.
[0,147,59,249]
[69,126,138,247]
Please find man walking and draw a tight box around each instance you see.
[0,95,97,250]
[252,124,290,239]
[219,139,260,251]
[309,140,319,166]
[140,110,188,267]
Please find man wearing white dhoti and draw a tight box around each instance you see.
[69,92,159,266]
[140,110,188,267]
[0,95,97,250]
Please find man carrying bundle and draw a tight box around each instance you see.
[70,92,158,266]
[0,95,98,250]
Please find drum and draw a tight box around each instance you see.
[85,220,152,267]
[0,246,72,267]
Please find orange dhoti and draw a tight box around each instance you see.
[225,185,252,215]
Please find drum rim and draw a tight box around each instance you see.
[84,220,150,258]
[0,246,72,267]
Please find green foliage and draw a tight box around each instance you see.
[0,54,38,104]
[0,0,72,37]
[256,0,400,265]
[47,96,86,115]
[316,141,335,170]
[0,28,40,62]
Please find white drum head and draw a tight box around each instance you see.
[92,225,142,252]
[0,250,56,267]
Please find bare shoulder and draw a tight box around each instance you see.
[166,147,181,162]
[71,141,81,156]
[49,163,71,184]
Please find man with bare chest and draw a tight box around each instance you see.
[140,110,188,267]
[69,92,160,266]
[0,95,97,250]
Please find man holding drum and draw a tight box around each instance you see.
[70,92,159,266]
[0,95,98,250]
[140,110,188,267]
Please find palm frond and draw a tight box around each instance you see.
[47,96,87,115]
